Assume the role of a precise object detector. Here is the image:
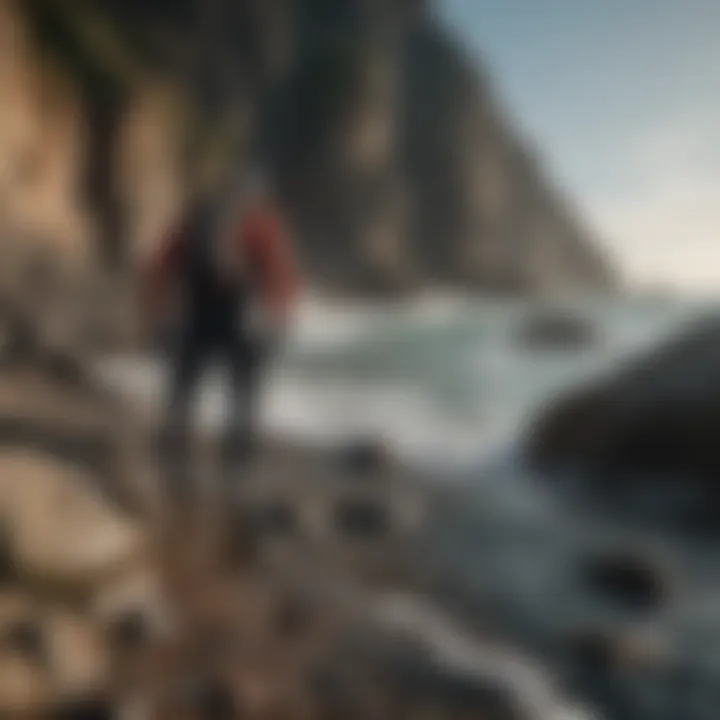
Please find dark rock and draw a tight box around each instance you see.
[248,500,298,538]
[220,433,259,469]
[526,384,615,471]
[580,551,669,611]
[333,497,391,539]
[337,439,393,478]
[4,618,46,666]
[526,315,720,528]
[565,629,616,673]
[0,297,37,365]
[185,679,236,720]
[272,594,314,640]
[53,695,114,720]
[397,659,519,716]
[305,664,365,720]
[516,310,597,351]
[108,609,151,652]
[40,352,88,389]
[0,526,17,585]
[222,512,261,569]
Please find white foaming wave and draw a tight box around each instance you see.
[292,291,478,350]
[291,296,380,349]
[264,377,501,468]
[95,359,491,466]
[406,290,473,320]
[95,295,700,474]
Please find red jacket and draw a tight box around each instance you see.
[143,203,300,323]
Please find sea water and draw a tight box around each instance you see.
[99,292,705,467]
[99,291,720,719]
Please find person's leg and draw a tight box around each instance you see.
[224,327,268,461]
[158,327,210,506]
[161,326,207,449]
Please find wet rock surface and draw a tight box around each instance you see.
[8,297,720,720]
[0,306,593,719]
[527,313,720,530]
[333,496,392,539]
[417,439,720,720]
[336,438,394,478]
[579,551,671,613]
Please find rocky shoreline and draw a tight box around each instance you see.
[0,296,596,719]
[8,288,720,720]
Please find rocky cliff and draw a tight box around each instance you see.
[0,0,616,297]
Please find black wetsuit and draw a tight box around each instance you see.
[163,198,265,453]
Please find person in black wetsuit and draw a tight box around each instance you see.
[142,171,300,461]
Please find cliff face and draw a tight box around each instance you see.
[0,0,616,297]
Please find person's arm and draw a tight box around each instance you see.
[141,223,187,325]
[245,208,301,328]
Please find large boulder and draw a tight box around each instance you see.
[0,451,146,593]
[526,313,720,523]
[0,300,160,516]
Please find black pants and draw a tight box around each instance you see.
[163,314,267,451]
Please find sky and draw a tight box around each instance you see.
[439,0,720,291]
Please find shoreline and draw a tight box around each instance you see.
[0,309,596,718]
[8,293,717,718]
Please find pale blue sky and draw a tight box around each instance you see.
[439,0,720,289]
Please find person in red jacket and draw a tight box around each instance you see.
[142,168,300,461]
